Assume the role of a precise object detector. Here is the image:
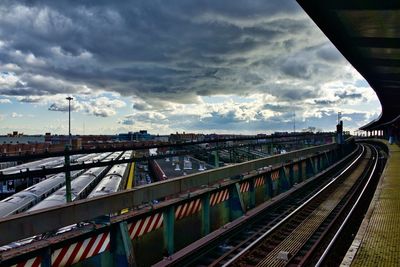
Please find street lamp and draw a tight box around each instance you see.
[66,96,73,147]
[65,96,73,202]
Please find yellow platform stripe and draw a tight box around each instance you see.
[126,162,135,189]
[121,161,135,214]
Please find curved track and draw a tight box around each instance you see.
[157,143,384,267]
[224,143,380,267]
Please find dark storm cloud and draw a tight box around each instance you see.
[314,99,337,105]
[0,0,330,105]
[335,91,363,100]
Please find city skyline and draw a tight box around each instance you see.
[0,1,381,135]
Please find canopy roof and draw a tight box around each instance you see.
[297,0,400,130]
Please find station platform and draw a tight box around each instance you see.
[342,141,400,266]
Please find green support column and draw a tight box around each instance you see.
[163,206,175,256]
[212,151,219,168]
[279,167,290,192]
[318,155,323,170]
[306,157,315,178]
[64,146,72,203]
[298,160,303,182]
[229,183,245,221]
[324,152,330,167]
[265,172,273,198]
[41,247,52,267]
[249,178,256,209]
[289,164,294,186]
[111,222,136,267]
[201,193,210,236]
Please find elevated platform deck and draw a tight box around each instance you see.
[342,140,400,266]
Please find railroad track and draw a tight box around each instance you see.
[222,143,380,267]
[155,144,376,267]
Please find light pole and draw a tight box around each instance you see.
[65,96,73,202]
[66,96,73,147]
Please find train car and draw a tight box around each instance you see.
[0,154,87,194]
[88,151,132,198]
[29,152,122,212]
[0,153,108,217]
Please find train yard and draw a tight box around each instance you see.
[0,139,389,266]
[154,142,386,267]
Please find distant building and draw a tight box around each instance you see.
[169,132,205,142]
[118,130,153,141]
[0,131,44,144]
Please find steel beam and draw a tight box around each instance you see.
[201,193,210,236]
[0,143,337,246]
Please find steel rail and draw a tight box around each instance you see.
[314,144,379,267]
[153,144,359,267]
[222,145,364,266]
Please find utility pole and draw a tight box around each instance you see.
[65,96,73,203]
[293,111,296,133]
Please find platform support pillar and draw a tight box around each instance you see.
[229,183,245,221]
[111,221,136,267]
[163,206,175,256]
[201,193,210,236]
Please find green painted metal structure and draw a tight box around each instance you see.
[0,142,354,267]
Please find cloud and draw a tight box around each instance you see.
[0,98,11,104]
[0,0,380,134]
[11,112,23,118]
[335,91,363,100]
[47,95,126,117]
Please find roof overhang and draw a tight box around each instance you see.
[296,0,400,130]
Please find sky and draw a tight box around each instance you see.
[0,0,381,135]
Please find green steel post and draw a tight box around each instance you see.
[318,155,323,170]
[111,221,136,267]
[229,183,245,221]
[213,151,219,168]
[201,193,210,236]
[163,206,175,255]
[306,157,315,178]
[265,172,273,198]
[41,247,52,267]
[64,146,72,203]
[324,152,330,167]
[289,164,294,186]
[249,178,256,209]
[279,167,290,192]
[298,160,303,182]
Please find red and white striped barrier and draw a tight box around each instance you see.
[175,199,202,220]
[239,182,250,193]
[271,170,280,181]
[210,189,229,206]
[12,257,41,267]
[52,232,110,267]
[127,212,163,240]
[254,177,265,187]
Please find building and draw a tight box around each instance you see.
[118,130,153,141]
[0,131,45,144]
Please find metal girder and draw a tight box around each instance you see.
[0,133,334,162]
[0,143,337,246]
